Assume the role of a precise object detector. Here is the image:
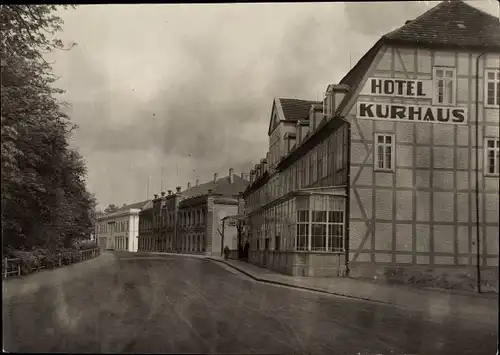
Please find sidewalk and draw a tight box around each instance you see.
[142,251,497,323]
[206,256,498,324]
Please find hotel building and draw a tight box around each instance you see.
[243,0,499,287]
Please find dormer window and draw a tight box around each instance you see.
[323,87,334,117]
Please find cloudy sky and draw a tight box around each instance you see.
[46,1,498,210]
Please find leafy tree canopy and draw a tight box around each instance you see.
[1,5,96,251]
[104,204,120,214]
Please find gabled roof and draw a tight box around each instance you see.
[180,174,249,200]
[336,38,385,115]
[117,199,151,212]
[279,98,321,121]
[268,97,321,135]
[98,199,151,220]
[383,0,500,50]
[337,0,500,117]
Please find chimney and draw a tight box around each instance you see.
[214,173,218,183]
[187,182,191,190]
[161,191,166,197]
[229,168,234,183]
[249,170,255,184]
[196,179,199,187]
[167,190,172,195]
[176,186,181,193]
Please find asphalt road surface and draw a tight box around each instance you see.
[3,252,497,354]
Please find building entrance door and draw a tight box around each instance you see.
[263,238,270,267]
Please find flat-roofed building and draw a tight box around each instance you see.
[96,200,151,252]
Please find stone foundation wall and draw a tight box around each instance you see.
[349,263,499,293]
[248,251,346,277]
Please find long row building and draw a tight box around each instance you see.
[241,0,500,287]
[96,169,249,255]
[137,169,249,256]
[95,0,499,289]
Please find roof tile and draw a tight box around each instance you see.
[279,98,322,121]
[383,0,500,50]
[337,1,500,116]
[117,199,151,212]
[180,174,249,200]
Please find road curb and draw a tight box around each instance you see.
[207,257,395,307]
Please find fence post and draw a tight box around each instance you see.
[4,258,7,279]
[58,253,61,267]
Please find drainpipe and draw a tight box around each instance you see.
[474,52,485,294]
[345,122,351,277]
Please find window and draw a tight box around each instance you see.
[309,150,317,184]
[328,211,344,252]
[334,130,344,172]
[296,197,309,251]
[485,69,500,107]
[374,133,395,171]
[433,67,456,105]
[275,235,281,251]
[484,138,500,176]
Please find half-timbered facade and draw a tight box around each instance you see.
[243,0,499,287]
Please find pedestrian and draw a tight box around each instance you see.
[244,241,249,260]
[223,246,229,260]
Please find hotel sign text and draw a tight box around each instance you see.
[357,78,467,124]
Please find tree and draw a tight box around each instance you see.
[104,204,119,214]
[1,5,94,251]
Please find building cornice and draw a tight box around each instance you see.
[97,208,141,221]
[246,186,347,216]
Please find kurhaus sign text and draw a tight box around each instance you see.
[357,78,467,124]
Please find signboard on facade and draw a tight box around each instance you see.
[361,78,433,98]
[357,77,467,124]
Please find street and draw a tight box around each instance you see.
[2,252,497,354]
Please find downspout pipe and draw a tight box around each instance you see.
[474,52,486,294]
[345,122,351,277]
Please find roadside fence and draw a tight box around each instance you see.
[2,248,101,279]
